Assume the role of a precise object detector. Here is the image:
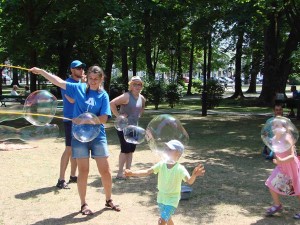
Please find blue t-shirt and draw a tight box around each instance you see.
[65,82,111,139]
[61,77,78,121]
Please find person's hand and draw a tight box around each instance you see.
[124,169,132,177]
[273,156,282,165]
[192,164,205,177]
[29,67,43,75]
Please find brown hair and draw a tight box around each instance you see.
[85,65,105,93]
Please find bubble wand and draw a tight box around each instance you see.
[0,64,30,71]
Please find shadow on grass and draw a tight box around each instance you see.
[30,209,109,225]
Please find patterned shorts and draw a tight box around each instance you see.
[158,203,176,222]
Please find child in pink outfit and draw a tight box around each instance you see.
[265,119,300,219]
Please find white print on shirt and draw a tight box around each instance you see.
[85,97,95,112]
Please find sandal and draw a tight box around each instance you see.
[266,204,282,216]
[105,199,121,212]
[80,203,93,215]
[294,213,300,219]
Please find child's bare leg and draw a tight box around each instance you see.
[269,189,281,205]
[167,217,174,225]
[158,218,167,225]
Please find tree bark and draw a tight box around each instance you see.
[187,41,194,95]
[230,28,244,99]
[104,43,114,92]
[143,8,155,79]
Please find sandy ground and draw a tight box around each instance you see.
[1,115,300,225]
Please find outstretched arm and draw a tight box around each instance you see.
[124,168,154,177]
[185,164,205,185]
[29,67,67,90]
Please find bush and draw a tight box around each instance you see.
[192,79,203,94]
[142,79,165,110]
[206,79,225,109]
[289,73,300,85]
[165,83,183,108]
[109,76,127,100]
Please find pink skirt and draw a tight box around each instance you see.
[265,151,300,196]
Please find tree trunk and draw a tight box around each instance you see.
[187,41,194,95]
[278,26,300,91]
[231,28,244,99]
[177,31,183,83]
[143,8,155,79]
[246,41,262,93]
[104,43,114,92]
[121,45,129,89]
[131,39,138,77]
[207,30,212,79]
[259,11,279,104]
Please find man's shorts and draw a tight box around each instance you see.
[64,121,72,147]
[158,203,176,222]
[117,130,136,153]
[72,137,109,158]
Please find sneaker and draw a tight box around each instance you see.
[68,176,77,183]
[56,179,70,189]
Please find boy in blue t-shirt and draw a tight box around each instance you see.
[125,140,205,225]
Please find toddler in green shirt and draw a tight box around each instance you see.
[125,139,205,225]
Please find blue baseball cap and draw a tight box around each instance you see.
[70,60,86,69]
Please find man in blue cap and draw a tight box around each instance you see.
[56,59,86,189]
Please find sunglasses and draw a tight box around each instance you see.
[132,83,143,87]
[74,67,84,70]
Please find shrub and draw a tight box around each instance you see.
[109,76,127,100]
[206,79,225,109]
[165,83,183,108]
[192,79,203,94]
[142,79,165,110]
[289,73,300,85]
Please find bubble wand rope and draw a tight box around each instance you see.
[0,64,30,71]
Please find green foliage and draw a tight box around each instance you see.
[142,79,165,110]
[109,76,127,100]
[192,79,203,94]
[165,83,183,108]
[206,79,225,109]
[289,73,300,85]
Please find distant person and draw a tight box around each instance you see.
[10,85,19,96]
[262,104,284,160]
[125,140,205,225]
[287,85,300,117]
[56,60,86,189]
[24,85,30,96]
[110,76,146,179]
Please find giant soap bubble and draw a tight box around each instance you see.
[23,90,57,126]
[72,112,101,142]
[146,114,189,162]
[114,115,129,131]
[261,116,299,153]
[123,125,146,144]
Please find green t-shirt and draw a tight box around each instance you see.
[152,161,190,207]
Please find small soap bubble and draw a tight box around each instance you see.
[72,112,101,142]
[20,124,59,141]
[123,125,146,144]
[114,115,129,131]
[23,90,57,126]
